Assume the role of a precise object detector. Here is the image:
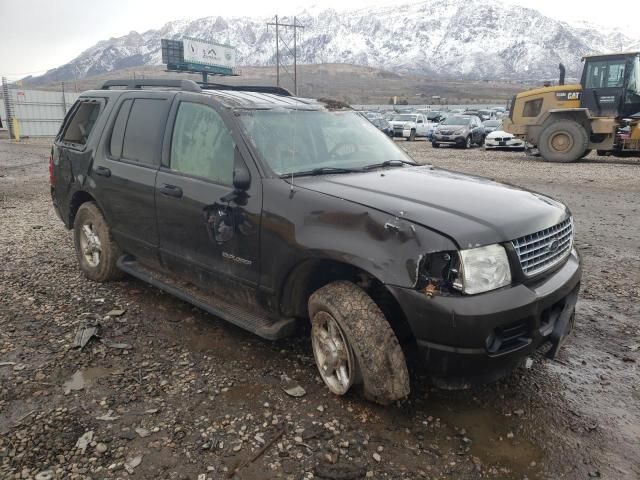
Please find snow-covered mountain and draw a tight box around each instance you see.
[24,0,640,86]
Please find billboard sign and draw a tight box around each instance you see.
[182,37,236,69]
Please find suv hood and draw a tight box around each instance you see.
[295,166,569,248]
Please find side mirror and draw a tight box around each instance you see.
[233,165,251,191]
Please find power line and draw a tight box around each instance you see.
[266,15,305,95]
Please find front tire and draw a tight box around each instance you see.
[73,202,123,282]
[538,119,589,163]
[309,281,410,405]
[407,129,416,141]
[432,142,440,148]
[462,136,472,149]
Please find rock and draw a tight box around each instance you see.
[34,372,46,381]
[124,455,143,473]
[317,405,325,413]
[35,471,54,480]
[106,309,126,317]
[314,462,367,480]
[95,443,108,454]
[75,431,94,454]
[373,453,381,462]
[135,427,151,438]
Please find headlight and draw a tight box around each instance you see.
[459,244,511,294]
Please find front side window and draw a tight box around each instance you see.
[170,102,235,185]
[585,60,626,89]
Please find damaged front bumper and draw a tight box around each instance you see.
[389,249,581,387]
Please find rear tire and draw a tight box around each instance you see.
[432,142,440,148]
[538,119,589,163]
[579,149,592,159]
[407,129,416,141]
[308,281,410,405]
[73,202,124,282]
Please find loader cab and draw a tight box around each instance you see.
[581,52,640,118]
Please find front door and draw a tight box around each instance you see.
[155,96,262,292]
[581,57,628,117]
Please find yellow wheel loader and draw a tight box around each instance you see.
[503,52,640,162]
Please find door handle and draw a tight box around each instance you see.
[95,166,111,177]
[160,184,183,198]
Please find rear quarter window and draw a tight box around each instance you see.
[60,101,102,146]
[522,98,543,117]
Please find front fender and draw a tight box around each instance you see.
[261,179,457,294]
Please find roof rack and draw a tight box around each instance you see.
[100,79,201,93]
[199,83,292,96]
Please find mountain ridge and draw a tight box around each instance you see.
[22,0,640,87]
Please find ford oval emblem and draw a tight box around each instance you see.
[548,239,560,253]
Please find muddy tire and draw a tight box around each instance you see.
[73,202,124,282]
[308,281,410,405]
[538,119,589,163]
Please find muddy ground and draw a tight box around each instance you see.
[0,138,638,480]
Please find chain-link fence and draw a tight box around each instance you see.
[1,79,80,137]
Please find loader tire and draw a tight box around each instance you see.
[538,119,589,163]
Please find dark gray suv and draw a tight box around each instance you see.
[432,115,485,148]
[51,79,581,404]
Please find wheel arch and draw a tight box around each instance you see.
[279,257,415,344]
[68,190,98,228]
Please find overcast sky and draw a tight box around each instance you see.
[1,0,637,79]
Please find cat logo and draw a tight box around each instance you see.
[555,91,581,101]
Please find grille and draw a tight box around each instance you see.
[512,217,573,276]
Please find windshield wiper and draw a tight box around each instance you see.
[281,166,363,178]
[362,159,418,170]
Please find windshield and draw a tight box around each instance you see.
[442,116,471,126]
[392,114,417,122]
[238,109,414,175]
[426,111,441,119]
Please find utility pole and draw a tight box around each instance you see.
[267,15,304,95]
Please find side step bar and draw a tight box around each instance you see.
[116,256,297,340]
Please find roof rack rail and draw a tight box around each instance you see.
[100,79,201,93]
[198,83,292,96]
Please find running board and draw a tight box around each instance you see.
[116,256,297,340]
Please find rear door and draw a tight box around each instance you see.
[92,92,173,262]
[155,94,263,289]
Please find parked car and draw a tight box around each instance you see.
[388,113,430,141]
[426,110,447,123]
[483,119,502,134]
[432,115,485,148]
[485,130,526,150]
[477,109,495,121]
[370,116,393,137]
[51,79,581,404]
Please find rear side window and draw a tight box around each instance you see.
[111,98,166,165]
[522,99,543,117]
[62,101,101,145]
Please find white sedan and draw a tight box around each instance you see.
[485,130,525,150]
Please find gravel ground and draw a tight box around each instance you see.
[0,138,638,480]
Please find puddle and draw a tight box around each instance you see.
[428,400,544,478]
[63,367,116,394]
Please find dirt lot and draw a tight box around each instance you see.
[1,138,638,480]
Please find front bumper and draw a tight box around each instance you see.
[433,134,465,145]
[485,137,524,149]
[389,249,581,387]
